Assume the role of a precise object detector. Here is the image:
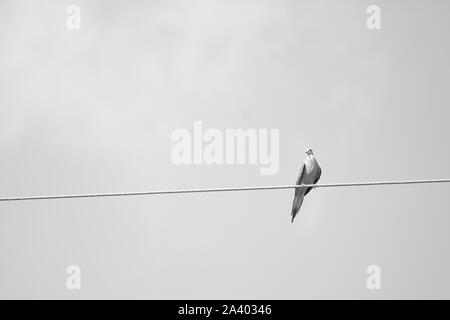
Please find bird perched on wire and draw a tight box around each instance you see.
[291,148,322,223]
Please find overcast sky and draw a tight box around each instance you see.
[1,0,450,299]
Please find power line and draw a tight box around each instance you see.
[1,179,449,202]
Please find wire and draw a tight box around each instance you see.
[1,179,449,202]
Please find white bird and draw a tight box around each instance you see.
[291,148,322,223]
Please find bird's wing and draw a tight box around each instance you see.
[291,163,307,222]
[294,163,306,194]
[304,165,321,196]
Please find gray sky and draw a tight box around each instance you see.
[1,0,450,299]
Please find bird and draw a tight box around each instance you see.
[291,148,322,223]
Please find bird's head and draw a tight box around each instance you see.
[305,148,313,156]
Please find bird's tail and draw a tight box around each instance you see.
[291,192,305,223]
